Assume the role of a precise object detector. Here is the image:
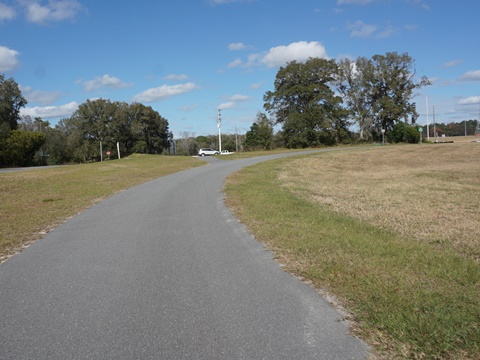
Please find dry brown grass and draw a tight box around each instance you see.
[225,141,480,358]
[278,142,480,261]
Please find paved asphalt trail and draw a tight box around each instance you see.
[0,151,368,359]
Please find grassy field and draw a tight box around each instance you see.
[2,139,479,358]
[224,140,480,359]
[0,154,203,263]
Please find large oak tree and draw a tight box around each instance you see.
[264,58,349,148]
[63,99,171,162]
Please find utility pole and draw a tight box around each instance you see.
[235,126,239,152]
[477,105,480,136]
[217,109,222,152]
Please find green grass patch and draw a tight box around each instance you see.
[0,155,203,261]
[224,156,480,359]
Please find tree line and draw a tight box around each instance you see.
[260,52,431,148]
[55,99,172,163]
[422,119,478,137]
[1,73,172,167]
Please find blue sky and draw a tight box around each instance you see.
[1,0,479,138]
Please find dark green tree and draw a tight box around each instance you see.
[221,134,237,152]
[61,100,171,161]
[387,122,420,143]
[42,126,71,164]
[0,75,46,167]
[264,58,347,148]
[0,74,27,134]
[128,102,170,154]
[244,112,274,150]
[0,130,45,166]
[371,52,430,131]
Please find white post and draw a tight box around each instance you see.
[426,96,429,141]
[217,109,222,153]
[100,140,103,162]
[117,142,121,159]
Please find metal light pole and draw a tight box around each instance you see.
[217,109,222,153]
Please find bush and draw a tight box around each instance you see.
[0,130,46,167]
[388,122,420,144]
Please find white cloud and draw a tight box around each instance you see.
[228,42,246,50]
[20,101,78,119]
[250,82,262,90]
[217,94,250,110]
[24,0,83,24]
[0,46,20,72]
[80,74,133,92]
[458,96,480,105]
[229,42,328,69]
[377,25,398,38]
[442,59,463,68]
[246,53,260,66]
[164,74,188,81]
[228,94,250,101]
[260,41,328,67]
[19,85,61,105]
[132,82,199,103]
[0,3,16,21]
[218,102,235,109]
[228,58,243,68]
[348,20,376,38]
[458,70,480,82]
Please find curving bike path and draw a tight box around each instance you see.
[0,150,368,359]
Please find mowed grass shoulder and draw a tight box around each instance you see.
[0,154,203,262]
[224,142,480,359]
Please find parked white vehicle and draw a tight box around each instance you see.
[198,148,219,156]
[220,150,234,155]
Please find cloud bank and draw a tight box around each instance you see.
[132,83,199,103]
